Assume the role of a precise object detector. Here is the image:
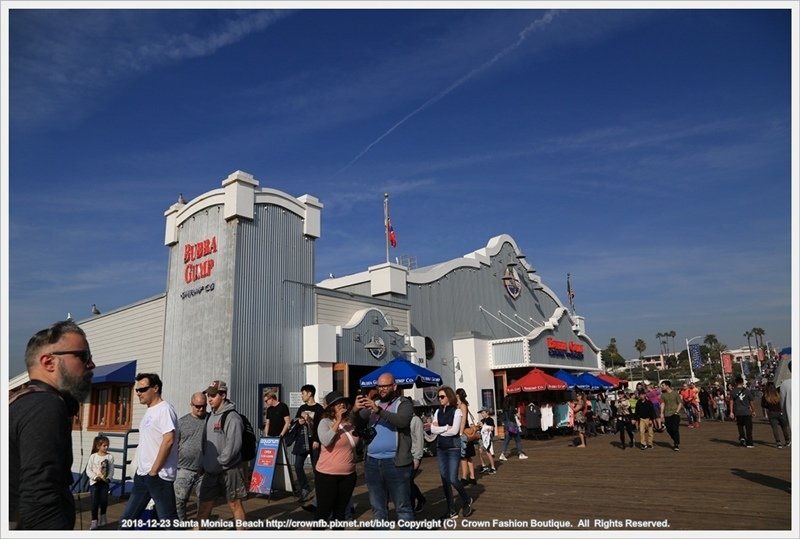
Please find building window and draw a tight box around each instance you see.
[88,384,133,431]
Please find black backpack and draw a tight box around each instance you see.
[219,410,258,462]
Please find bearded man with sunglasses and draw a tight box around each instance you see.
[118,372,180,528]
[353,373,415,524]
[10,321,95,529]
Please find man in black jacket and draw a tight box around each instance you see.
[10,321,95,529]
[633,390,656,450]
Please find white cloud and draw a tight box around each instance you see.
[10,10,290,129]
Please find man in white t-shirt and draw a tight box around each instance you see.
[119,373,180,529]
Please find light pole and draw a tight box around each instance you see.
[685,336,702,383]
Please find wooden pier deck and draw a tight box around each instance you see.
[72,416,793,533]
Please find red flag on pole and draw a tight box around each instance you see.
[387,218,397,248]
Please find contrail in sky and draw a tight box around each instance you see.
[332,10,561,178]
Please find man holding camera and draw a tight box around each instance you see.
[353,373,415,523]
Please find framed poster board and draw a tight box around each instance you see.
[249,437,294,495]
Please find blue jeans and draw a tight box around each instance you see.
[685,403,697,424]
[500,421,525,456]
[118,474,178,529]
[364,457,414,522]
[436,447,470,514]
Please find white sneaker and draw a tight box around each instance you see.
[90,520,98,530]
[518,453,528,460]
[498,453,507,461]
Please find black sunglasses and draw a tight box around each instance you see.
[192,404,206,409]
[438,394,446,399]
[135,386,152,394]
[51,350,93,364]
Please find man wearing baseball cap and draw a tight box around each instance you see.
[195,381,248,528]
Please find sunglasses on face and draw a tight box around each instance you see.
[51,350,93,364]
[192,404,206,409]
[438,394,447,400]
[377,384,394,389]
[135,386,152,394]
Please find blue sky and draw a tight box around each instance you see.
[3,5,796,378]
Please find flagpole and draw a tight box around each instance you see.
[384,193,390,264]
[567,272,576,315]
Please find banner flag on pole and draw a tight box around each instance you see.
[722,353,733,374]
[689,344,703,370]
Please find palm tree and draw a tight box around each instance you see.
[669,330,677,356]
[605,337,621,369]
[635,339,647,382]
[752,327,766,350]
[655,332,664,356]
[744,330,755,361]
[752,327,766,372]
[704,334,720,367]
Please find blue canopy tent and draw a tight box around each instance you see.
[360,357,443,389]
[553,369,581,388]
[91,360,137,384]
[575,372,614,391]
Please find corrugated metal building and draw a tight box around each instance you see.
[10,169,601,478]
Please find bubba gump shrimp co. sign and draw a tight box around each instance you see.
[180,236,218,299]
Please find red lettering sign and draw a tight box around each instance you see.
[183,236,218,263]
[569,342,584,354]
[182,236,217,283]
[546,337,568,351]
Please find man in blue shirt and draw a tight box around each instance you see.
[354,373,414,524]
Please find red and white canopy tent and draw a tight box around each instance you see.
[597,372,625,389]
[506,368,569,393]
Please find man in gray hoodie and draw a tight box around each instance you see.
[195,380,248,528]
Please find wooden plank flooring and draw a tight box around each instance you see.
[74,417,793,532]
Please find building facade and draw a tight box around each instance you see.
[10,170,602,478]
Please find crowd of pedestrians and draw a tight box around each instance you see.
[9,320,791,531]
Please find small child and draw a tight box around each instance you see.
[477,408,497,474]
[86,435,114,529]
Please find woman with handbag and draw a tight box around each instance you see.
[456,388,478,486]
[428,386,474,519]
[498,395,528,460]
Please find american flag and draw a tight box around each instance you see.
[387,217,397,248]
